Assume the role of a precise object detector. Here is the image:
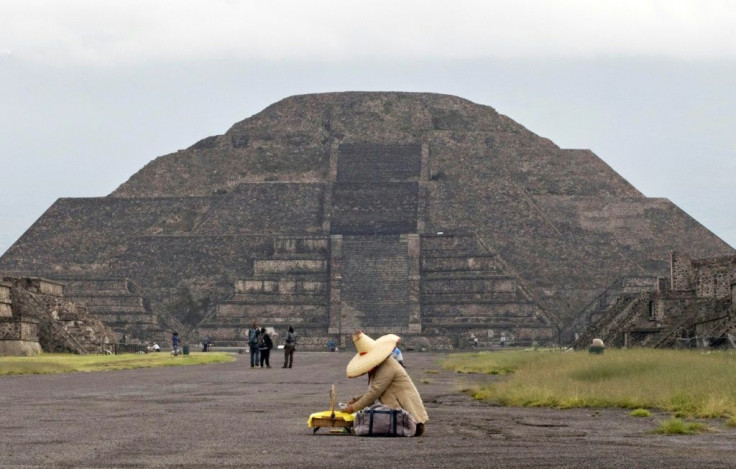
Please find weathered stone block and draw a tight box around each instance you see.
[235,279,327,295]
[0,283,11,318]
[253,260,327,275]
[421,256,500,273]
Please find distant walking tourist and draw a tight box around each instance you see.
[248,323,260,368]
[258,327,273,368]
[172,332,181,356]
[283,325,297,368]
[202,336,211,352]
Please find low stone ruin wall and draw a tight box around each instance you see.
[0,317,41,356]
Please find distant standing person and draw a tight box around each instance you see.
[283,325,296,368]
[258,327,273,368]
[392,346,405,367]
[172,332,180,356]
[248,323,260,368]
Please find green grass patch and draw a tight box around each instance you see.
[630,408,651,417]
[651,418,708,435]
[442,350,546,375]
[0,352,234,375]
[441,349,736,418]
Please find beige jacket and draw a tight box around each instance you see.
[352,356,429,423]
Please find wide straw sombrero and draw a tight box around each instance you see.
[346,331,400,378]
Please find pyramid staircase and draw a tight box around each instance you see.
[200,237,330,344]
[420,232,555,347]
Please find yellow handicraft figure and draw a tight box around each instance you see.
[307,385,355,434]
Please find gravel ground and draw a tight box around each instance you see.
[2,351,736,468]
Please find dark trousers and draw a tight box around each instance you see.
[283,345,295,368]
[259,348,270,368]
[249,344,259,367]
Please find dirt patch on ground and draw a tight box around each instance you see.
[1,352,735,468]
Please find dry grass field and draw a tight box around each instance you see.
[443,348,736,419]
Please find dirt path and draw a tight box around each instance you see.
[2,352,735,468]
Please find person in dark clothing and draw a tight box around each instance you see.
[258,327,273,368]
[248,323,260,368]
[283,325,296,368]
[172,332,180,356]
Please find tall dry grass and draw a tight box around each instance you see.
[0,352,234,375]
[442,349,736,418]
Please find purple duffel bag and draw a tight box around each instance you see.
[353,404,416,437]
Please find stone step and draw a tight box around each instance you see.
[215,303,327,319]
[65,295,144,307]
[422,278,518,294]
[227,295,328,305]
[200,319,329,329]
[265,253,329,261]
[253,259,327,275]
[423,320,553,328]
[85,305,148,314]
[235,279,327,295]
[421,271,508,280]
[422,294,528,304]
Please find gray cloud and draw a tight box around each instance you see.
[2,0,736,65]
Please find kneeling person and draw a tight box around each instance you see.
[343,331,428,436]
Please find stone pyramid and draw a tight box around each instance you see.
[1,92,732,348]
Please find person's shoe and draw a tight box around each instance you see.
[414,423,425,437]
[288,365,292,368]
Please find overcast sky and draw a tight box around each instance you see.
[1,0,734,254]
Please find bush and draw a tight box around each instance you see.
[630,408,651,417]
[651,418,708,435]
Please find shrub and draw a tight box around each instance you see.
[630,408,651,417]
[651,418,708,435]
